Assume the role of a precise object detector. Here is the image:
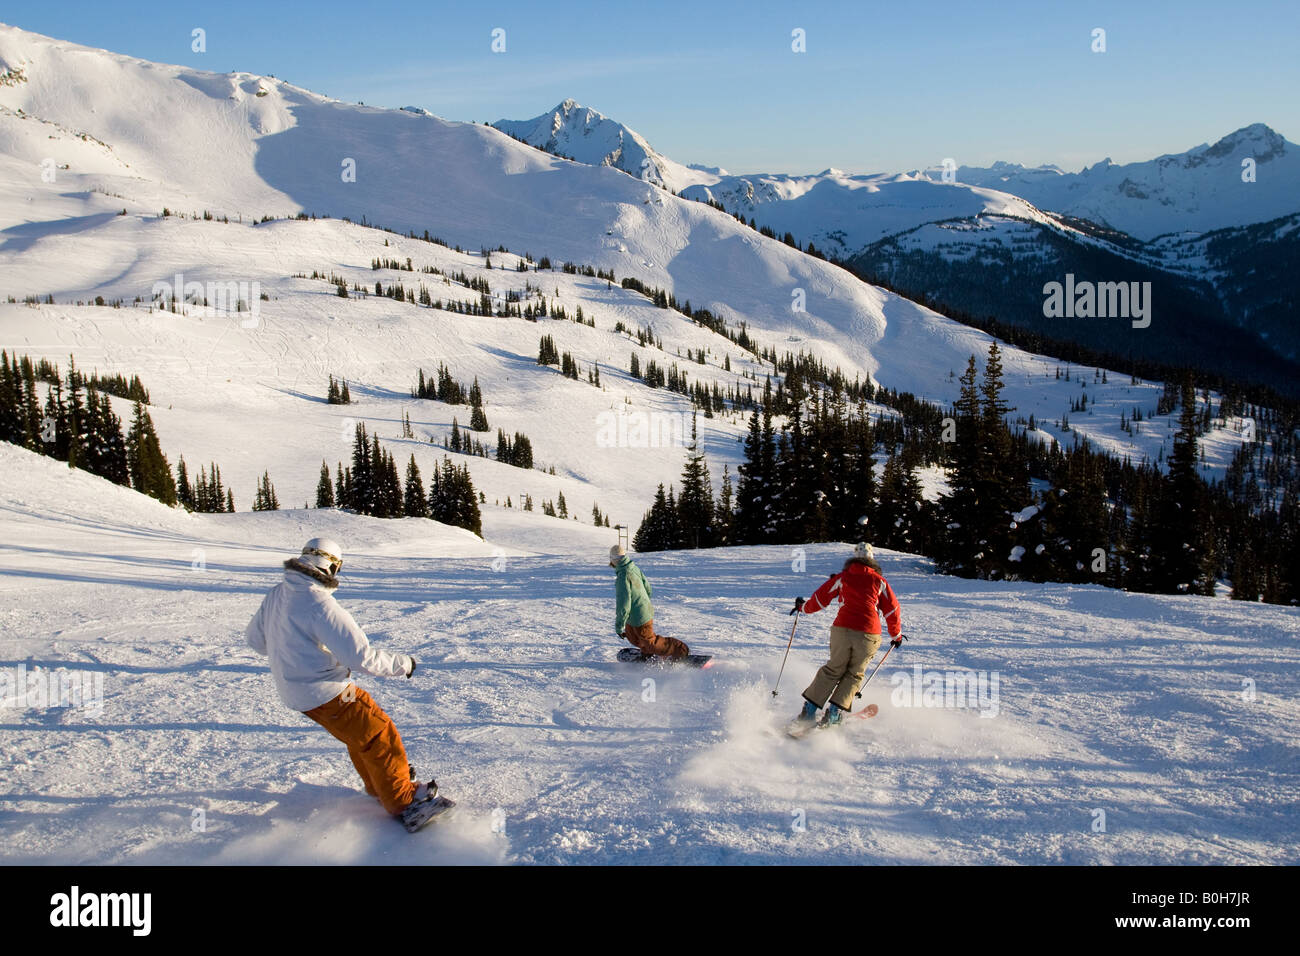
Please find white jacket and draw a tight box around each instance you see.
[245,564,413,711]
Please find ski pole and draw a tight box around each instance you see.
[771,610,801,697]
[855,633,908,700]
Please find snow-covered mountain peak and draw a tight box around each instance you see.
[1197,122,1286,163]
[492,98,717,192]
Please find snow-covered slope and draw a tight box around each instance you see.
[2,445,1297,864]
[0,22,1258,520]
[492,99,717,193]
[1,24,1295,869]
[947,125,1300,240]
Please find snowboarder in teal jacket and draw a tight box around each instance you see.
[610,544,688,658]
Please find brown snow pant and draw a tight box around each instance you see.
[803,626,881,711]
[304,685,415,815]
[624,620,689,658]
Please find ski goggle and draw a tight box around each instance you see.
[302,548,343,577]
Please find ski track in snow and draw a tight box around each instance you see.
[2,449,1296,865]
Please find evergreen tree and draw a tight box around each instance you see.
[1153,379,1216,594]
[937,356,982,577]
[676,413,714,548]
[469,378,489,431]
[537,335,560,366]
[834,402,875,540]
[734,405,776,544]
[404,455,426,517]
[513,433,534,469]
[875,445,930,554]
[974,342,1030,578]
[633,484,673,551]
[252,471,280,511]
[379,441,403,518]
[351,423,373,514]
[715,464,735,546]
[451,458,482,535]
[177,456,194,510]
[316,461,335,508]
[0,351,21,445]
[772,397,816,543]
[936,345,1029,579]
[126,401,177,506]
[1035,447,1110,583]
[19,356,41,450]
[425,456,480,533]
[664,488,682,548]
[64,361,86,471]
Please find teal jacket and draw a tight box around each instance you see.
[614,556,654,633]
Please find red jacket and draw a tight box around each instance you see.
[802,563,901,637]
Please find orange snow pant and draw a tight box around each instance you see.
[303,686,415,815]
[623,620,689,658]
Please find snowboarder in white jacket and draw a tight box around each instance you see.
[245,537,438,826]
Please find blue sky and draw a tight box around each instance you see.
[6,0,1297,174]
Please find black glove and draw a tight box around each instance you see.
[890,634,907,649]
[789,597,805,615]
[407,658,417,678]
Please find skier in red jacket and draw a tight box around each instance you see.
[790,542,902,728]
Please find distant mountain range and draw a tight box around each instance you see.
[495,104,1300,386]
[943,123,1299,240]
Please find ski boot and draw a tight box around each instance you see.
[818,702,844,729]
[786,699,820,737]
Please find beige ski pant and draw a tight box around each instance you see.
[803,626,881,711]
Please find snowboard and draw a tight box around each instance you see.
[401,795,456,833]
[616,647,713,669]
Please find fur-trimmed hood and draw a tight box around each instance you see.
[841,555,883,575]
[284,557,339,590]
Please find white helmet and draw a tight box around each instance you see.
[853,542,874,561]
[609,543,626,566]
[301,537,344,577]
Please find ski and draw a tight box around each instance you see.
[616,647,713,668]
[786,718,819,739]
[855,703,880,720]
[787,702,877,737]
